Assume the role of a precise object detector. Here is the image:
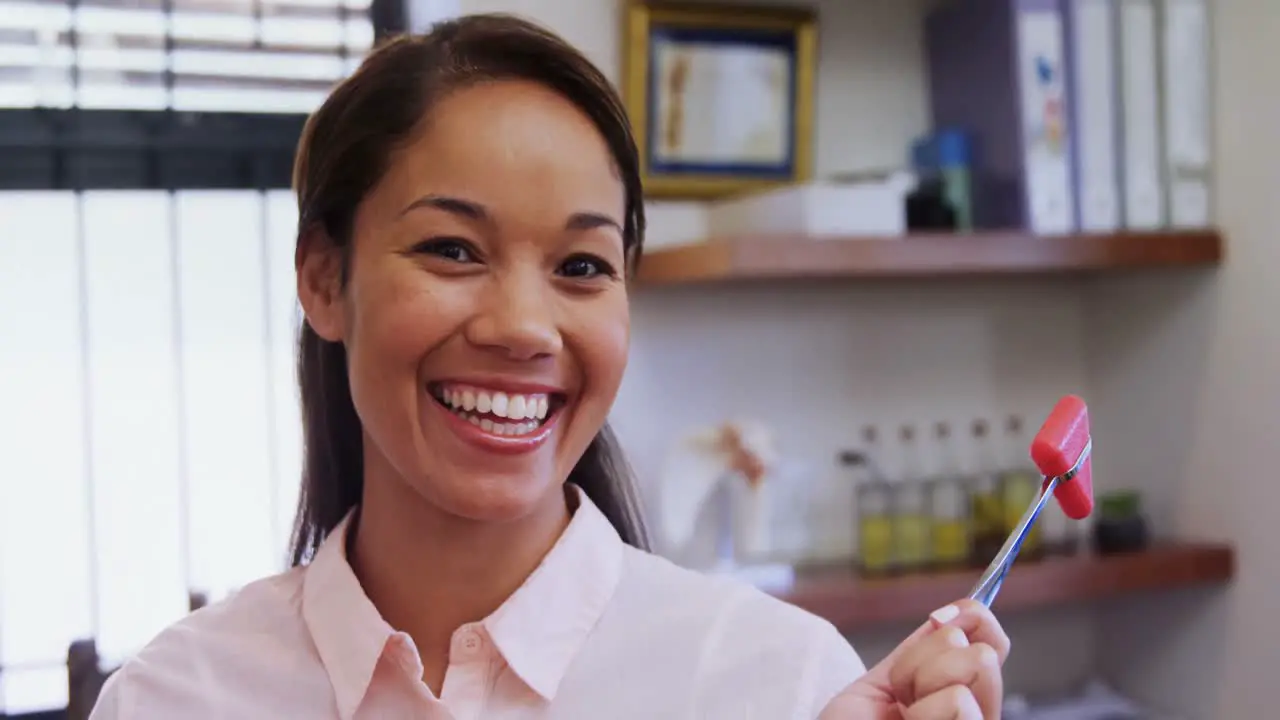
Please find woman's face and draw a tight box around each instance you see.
[301,80,630,522]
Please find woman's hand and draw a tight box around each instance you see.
[818,599,1010,719]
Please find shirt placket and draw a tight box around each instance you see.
[439,623,496,720]
[357,633,454,720]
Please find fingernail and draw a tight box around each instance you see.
[930,604,960,625]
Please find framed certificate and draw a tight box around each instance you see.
[623,2,817,199]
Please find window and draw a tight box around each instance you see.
[0,3,400,713]
[0,0,375,113]
[0,0,400,191]
[0,187,305,715]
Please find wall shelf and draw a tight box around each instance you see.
[635,230,1224,285]
[772,542,1234,633]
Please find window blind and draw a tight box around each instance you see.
[0,0,373,113]
[0,189,304,714]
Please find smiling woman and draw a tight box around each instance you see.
[292,69,644,562]
[85,13,1008,720]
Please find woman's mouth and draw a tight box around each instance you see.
[428,382,566,438]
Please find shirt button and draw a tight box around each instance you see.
[453,627,483,660]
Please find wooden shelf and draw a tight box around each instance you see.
[773,542,1235,633]
[635,230,1223,285]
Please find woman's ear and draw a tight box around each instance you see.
[296,224,347,343]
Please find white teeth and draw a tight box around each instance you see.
[496,421,537,436]
[491,392,509,418]
[450,405,541,436]
[437,384,557,435]
[509,395,527,420]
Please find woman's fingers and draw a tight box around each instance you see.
[928,600,1011,665]
[889,624,969,707]
[910,642,1003,719]
[902,685,983,720]
[887,600,1008,719]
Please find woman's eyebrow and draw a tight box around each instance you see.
[565,212,622,233]
[400,194,487,221]
[401,194,621,233]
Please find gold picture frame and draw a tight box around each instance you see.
[622,2,817,200]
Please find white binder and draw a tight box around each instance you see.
[1160,0,1213,228]
[1118,0,1166,229]
[1016,2,1076,235]
[1067,0,1123,232]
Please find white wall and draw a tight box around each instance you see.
[1086,0,1278,716]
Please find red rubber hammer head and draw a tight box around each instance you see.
[1030,395,1094,520]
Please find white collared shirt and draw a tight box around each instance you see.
[90,487,865,719]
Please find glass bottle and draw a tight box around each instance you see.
[928,422,970,568]
[845,427,895,575]
[969,419,1005,566]
[998,415,1045,561]
[892,425,930,572]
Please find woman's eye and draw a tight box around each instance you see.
[413,238,477,263]
[559,254,617,279]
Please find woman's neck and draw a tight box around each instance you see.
[348,457,572,694]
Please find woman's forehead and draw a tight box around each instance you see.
[370,81,625,226]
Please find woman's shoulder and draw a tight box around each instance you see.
[90,567,328,718]
[618,546,845,638]
[611,547,865,712]
[135,566,309,660]
[607,548,866,714]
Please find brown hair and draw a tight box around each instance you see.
[287,14,649,565]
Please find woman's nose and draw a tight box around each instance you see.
[464,273,563,361]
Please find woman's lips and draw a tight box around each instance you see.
[427,381,566,455]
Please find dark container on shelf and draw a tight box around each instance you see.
[1092,491,1150,555]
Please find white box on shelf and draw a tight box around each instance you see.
[706,174,913,239]
[643,200,710,250]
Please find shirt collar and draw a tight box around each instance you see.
[301,485,626,716]
[483,485,625,699]
[301,511,396,720]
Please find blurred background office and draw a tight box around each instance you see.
[0,0,1272,718]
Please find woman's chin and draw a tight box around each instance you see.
[427,473,562,524]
